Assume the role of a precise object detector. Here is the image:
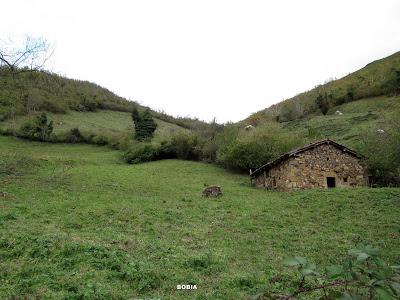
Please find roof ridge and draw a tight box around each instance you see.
[250,139,359,178]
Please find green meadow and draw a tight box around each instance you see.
[0,135,399,299]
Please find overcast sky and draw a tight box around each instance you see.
[1,0,400,122]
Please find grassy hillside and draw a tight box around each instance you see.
[0,67,210,134]
[248,51,400,123]
[0,68,137,119]
[0,110,191,144]
[1,135,399,299]
[0,67,203,148]
[283,95,400,148]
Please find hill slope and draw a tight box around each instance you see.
[282,95,400,148]
[0,110,191,145]
[0,68,210,146]
[247,51,400,123]
[0,68,138,119]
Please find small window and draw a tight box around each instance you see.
[343,177,348,183]
[327,157,330,161]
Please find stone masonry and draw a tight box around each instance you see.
[251,140,368,191]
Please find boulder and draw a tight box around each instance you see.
[202,186,222,197]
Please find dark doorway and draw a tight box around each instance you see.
[327,177,336,188]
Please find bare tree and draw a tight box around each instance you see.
[0,36,52,73]
[0,36,53,120]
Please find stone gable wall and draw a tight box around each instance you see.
[255,144,368,191]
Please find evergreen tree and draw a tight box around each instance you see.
[131,107,141,123]
[141,109,157,136]
[132,108,157,141]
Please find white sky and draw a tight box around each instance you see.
[1,0,400,122]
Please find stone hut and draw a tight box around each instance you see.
[250,139,368,191]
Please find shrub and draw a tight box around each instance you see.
[381,68,400,95]
[358,113,400,186]
[316,93,329,115]
[64,128,84,143]
[201,140,218,162]
[107,131,137,150]
[265,245,400,299]
[170,134,201,160]
[81,97,99,112]
[19,112,54,141]
[88,134,109,146]
[123,144,161,164]
[217,123,303,171]
[123,134,201,164]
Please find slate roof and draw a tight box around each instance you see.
[250,139,360,178]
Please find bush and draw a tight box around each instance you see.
[381,68,400,95]
[88,134,109,146]
[64,128,84,143]
[123,144,161,164]
[266,245,400,299]
[107,131,137,150]
[201,140,218,162]
[123,134,201,164]
[358,112,400,186]
[217,123,303,171]
[170,134,201,160]
[316,93,329,115]
[19,112,54,141]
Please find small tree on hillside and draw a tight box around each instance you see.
[384,68,400,95]
[131,107,141,124]
[346,86,355,102]
[20,112,53,141]
[316,93,329,115]
[131,108,157,141]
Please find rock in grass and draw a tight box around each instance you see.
[202,186,222,197]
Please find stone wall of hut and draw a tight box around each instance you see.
[254,144,368,191]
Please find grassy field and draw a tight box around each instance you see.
[0,135,399,299]
[0,110,190,145]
